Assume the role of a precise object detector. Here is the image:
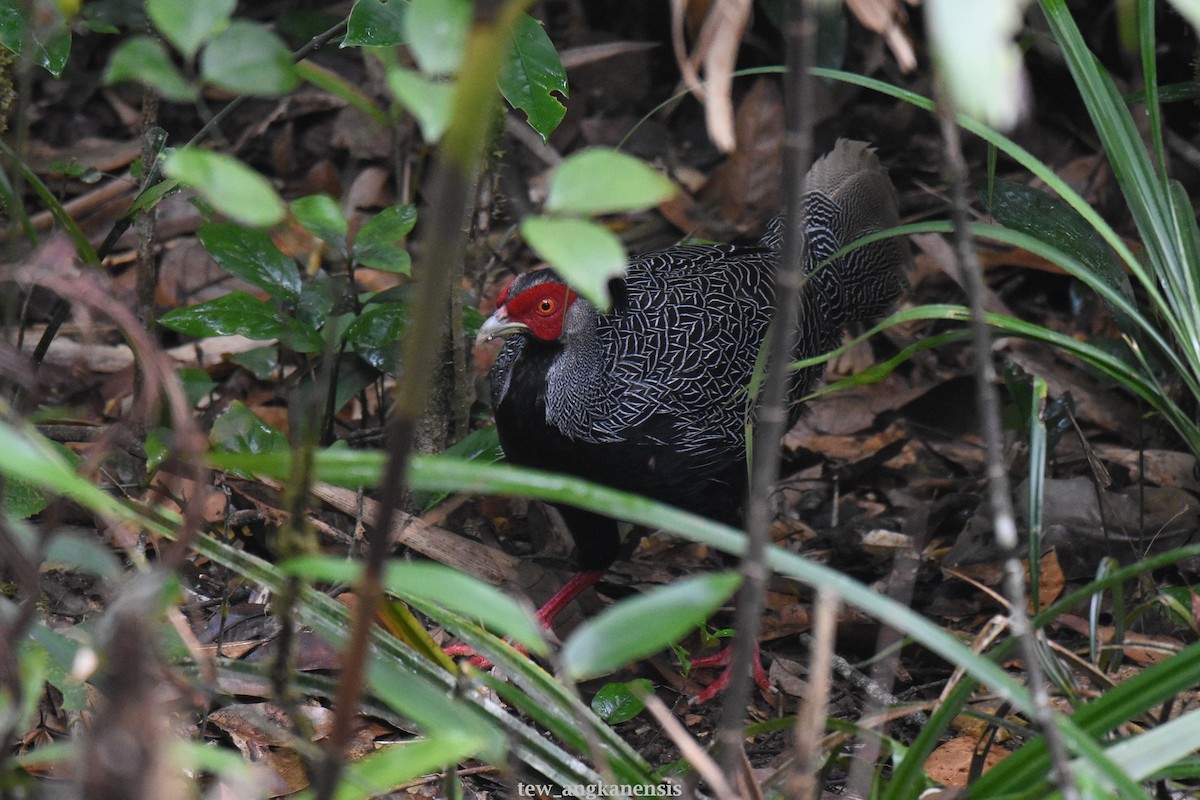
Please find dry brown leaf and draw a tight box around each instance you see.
[925,736,1011,788]
[1030,548,1065,611]
[704,78,785,233]
[846,0,917,72]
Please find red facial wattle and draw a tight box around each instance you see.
[500,282,578,341]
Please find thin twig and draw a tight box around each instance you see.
[788,585,840,799]
[716,0,817,772]
[932,80,1079,800]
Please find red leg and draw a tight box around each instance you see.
[535,569,606,629]
[688,643,772,705]
[445,569,607,668]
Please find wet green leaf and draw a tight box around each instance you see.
[344,0,406,48]
[291,194,348,255]
[198,222,302,302]
[353,204,416,272]
[498,14,567,142]
[210,401,287,455]
[591,679,653,724]
[159,291,284,340]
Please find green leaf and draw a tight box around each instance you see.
[343,0,407,48]
[281,556,548,656]
[519,216,627,310]
[404,0,469,74]
[228,346,279,380]
[210,401,287,455]
[562,572,742,681]
[0,439,76,518]
[327,734,487,800]
[498,14,567,142]
[291,194,348,255]
[352,204,416,272]
[177,367,217,406]
[159,291,284,340]
[144,426,171,473]
[386,67,454,143]
[591,679,653,724]
[104,36,197,102]
[0,2,71,77]
[544,149,677,216]
[147,0,233,60]
[198,222,302,302]
[163,148,285,227]
[200,22,299,96]
[985,178,1135,333]
[343,302,408,370]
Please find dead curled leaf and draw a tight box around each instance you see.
[925,735,1011,788]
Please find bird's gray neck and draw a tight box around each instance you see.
[544,300,606,435]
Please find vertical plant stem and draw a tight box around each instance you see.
[312,4,530,797]
[787,585,839,799]
[717,0,816,772]
[933,80,1079,800]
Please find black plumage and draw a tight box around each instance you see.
[477,139,910,619]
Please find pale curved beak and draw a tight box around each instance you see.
[475,307,528,346]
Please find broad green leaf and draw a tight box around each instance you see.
[291,194,348,255]
[229,346,279,379]
[177,367,217,406]
[591,679,653,724]
[104,36,197,102]
[498,14,567,142]
[986,178,1135,333]
[561,572,742,681]
[159,291,284,340]
[404,0,469,74]
[520,216,627,310]
[198,222,302,302]
[210,401,287,455]
[163,148,285,227]
[147,0,233,60]
[282,556,547,655]
[352,204,416,272]
[386,67,454,143]
[295,277,335,333]
[0,2,71,77]
[343,0,406,48]
[544,149,677,216]
[200,22,299,96]
[343,301,408,369]
[927,0,1027,130]
[315,734,486,800]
